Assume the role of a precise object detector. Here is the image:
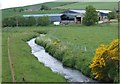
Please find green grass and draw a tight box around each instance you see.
[35,23,118,80]
[56,2,118,10]
[24,2,76,9]
[2,27,66,82]
[2,9,64,19]
[2,23,118,82]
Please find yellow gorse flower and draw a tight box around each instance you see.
[89,39,120,80]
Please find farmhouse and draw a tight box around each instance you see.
[23,9,112,24]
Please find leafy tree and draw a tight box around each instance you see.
[2,16,17,27]
[25,16,36,26]
[108,12,116,21]
[37,16,50,26]
[40,5,50,10]
[83,5,98,26]
[17,16,26,26]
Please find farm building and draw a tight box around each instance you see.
[23,9,112,24]
[60,9,112,24]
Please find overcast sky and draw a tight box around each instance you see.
[0,0,119,9]
[0,0,56,9]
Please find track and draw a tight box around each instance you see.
[7,37,16,82]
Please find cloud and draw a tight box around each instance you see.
[0,0,56,9]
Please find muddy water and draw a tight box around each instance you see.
[27,38,96,82]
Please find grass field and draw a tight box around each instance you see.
[2,23,118,82]
[2,2,118,19]
[55,2,118,10]
[2,28,66,82]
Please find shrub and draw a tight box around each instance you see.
[35,36,76,68]
[17,16,26,26]
[2,16,17,27]
[108,12,116,21]
[25,16,36,26]
[89,39,120,82]
[83,5,98,26]
[40,5,50,10]
[37,16,50,26]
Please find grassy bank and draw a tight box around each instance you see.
[2,23,118,82]
[35,23,118,82]
[2,27,66,82]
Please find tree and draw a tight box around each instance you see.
[83,5,98,26]
[40,5,50,10]
[25,16,36,26]
[37,16,50,26]
[108,12,116,21]
[2,16,17,27]
[17,16,26,26]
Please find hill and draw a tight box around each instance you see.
[55,2,118,10]
[2,2,118,19]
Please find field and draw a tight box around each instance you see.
[2,23,118,82]
[2,28,66,82]
[2,2,118,19]
[55,2,118,10]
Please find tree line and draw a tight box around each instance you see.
[2,16,50,27]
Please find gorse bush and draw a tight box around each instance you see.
[89,39,120,82]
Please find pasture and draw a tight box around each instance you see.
[2,23,118,82]
[55,2,118,10]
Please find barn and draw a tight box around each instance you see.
[23,9,112,25]
[60,9,112,24]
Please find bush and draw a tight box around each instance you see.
[37,16,50,26]
[25,16,36,26]
[89,39,120,82]
[83,5,98,26]
[2,16,17,27]
[108,12,116,21]
[17,16,26,26]
[40,5,50,10]
[35,36,76,68]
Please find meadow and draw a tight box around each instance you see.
[56,2,118,10]
[2,23,118,82]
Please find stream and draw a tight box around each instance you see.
[27,38,96,83]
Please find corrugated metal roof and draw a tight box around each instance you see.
[70,10,86,13]
[23,14,63,17]
[96,10,112,13]
[66,10,112,14]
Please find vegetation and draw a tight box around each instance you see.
[56,2,118,10]
[25,16,36,26]
[34,23,118,82]
[108,12,116,21]
[83,5,98,26]
[40,5,50,10]
[37,16,50,26]
[2,27,66,82]
[90,39,120,82]
[2,16,17,27]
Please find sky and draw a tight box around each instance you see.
[0,0,119,9]
[0,0,56,9]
